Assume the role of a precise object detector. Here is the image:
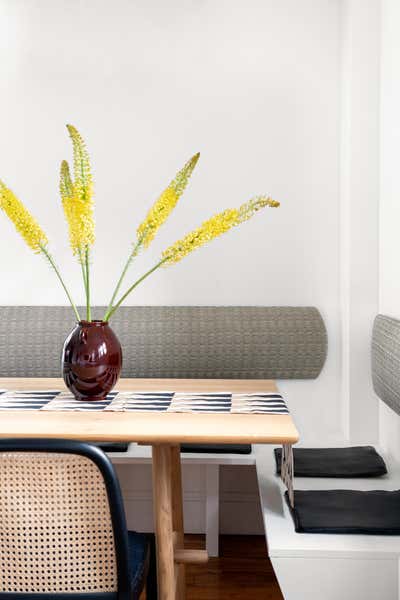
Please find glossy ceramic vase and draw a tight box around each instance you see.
[62,320,123,401]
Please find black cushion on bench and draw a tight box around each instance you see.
[180,443,252,454]
[92,442,129,453]
[286,489,400,534]
[274,446,387,478]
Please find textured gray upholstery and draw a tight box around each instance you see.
[0,306,327,379]
[372,314,400,415]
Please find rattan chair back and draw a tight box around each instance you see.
[0,440,131,599]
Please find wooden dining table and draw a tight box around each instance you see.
[0,377,299,600]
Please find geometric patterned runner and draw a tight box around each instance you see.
[0,390,289,414]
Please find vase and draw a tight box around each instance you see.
[62,320,123,401]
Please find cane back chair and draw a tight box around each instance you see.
[0,439,156,600]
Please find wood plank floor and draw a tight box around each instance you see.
[145,535,284,599]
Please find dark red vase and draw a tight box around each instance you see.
[62,320,123,401]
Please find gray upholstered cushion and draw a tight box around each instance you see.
[372,314,400,415]
[0,306,327,379]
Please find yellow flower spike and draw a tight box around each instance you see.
[66,124,93,205]
[105,195,280,321]
[65,125,94,321]
[103,151,200,320]
[0,176,80,321]
[59,160,95,256]
[137,152,200,248]
[0,180,48,253]
[162,196,279,265]
[60,159,74,199]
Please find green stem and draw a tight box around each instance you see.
[79,248,88,296]
[105,258,166,321]
[40,245,81,321]
[85,247,91,321]
[103,239,142,321]
[81,261,88,296]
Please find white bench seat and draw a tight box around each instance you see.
[255,444,400,600]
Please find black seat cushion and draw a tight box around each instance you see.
[92,442,129,453]
[180,443,251,454]
[275,446,387,478]
[286,489,400,534]
[127,531,153,598]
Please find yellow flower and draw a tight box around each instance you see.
[137,152,200,248]
[0,180,48,253]
[59,160,95,256]
[59,159,74,199]
[62,125,95,256]
[66,124,93,205]
[162,196,279,264]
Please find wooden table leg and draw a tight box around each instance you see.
[152,444,176,600]
[170,445,185,599]
[152,444,209,600]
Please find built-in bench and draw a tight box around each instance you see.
[255,314,400,600]
[0,305,326,559]
[256,445,400,600]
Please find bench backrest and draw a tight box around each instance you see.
[0,306,327,379]
[372,314,400,415]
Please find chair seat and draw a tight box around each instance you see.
[127,531,152,598]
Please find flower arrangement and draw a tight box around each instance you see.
[0,125,280,322]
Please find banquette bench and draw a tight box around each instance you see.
[0,306,326,564]
[258,314,400,600]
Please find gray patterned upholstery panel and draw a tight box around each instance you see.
[0,306,327,379]
[372,314,400,415]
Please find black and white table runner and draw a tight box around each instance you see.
[0,389,289,414]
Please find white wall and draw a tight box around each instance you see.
[0,0,343,441]
[0,0,347,532]
[379,0,400,461]
[339,0,380,444]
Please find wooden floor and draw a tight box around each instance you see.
[145,535,284,599]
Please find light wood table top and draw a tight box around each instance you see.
[0,378,299,445]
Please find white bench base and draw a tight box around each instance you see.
[273,556,397,600]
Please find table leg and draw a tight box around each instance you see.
[152,443,209,600]
[205,464,219,557]
[152,444,176,600]
[170,445,185,599]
